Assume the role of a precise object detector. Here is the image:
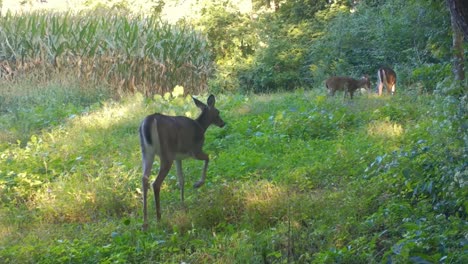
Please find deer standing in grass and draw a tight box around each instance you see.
[325,75,371,99]
[139,95,225,230]
[377,67,397,96]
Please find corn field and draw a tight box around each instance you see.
[0,11,213,95]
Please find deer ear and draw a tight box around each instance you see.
[207,94,216,107]
[192,96,206,109]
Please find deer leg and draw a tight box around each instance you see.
[153,159,173,220]
[193,152,209,188]
[142,152,154,231]
[378,70,383,96]
[175,160,184,202]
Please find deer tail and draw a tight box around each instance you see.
[140,116,154,146]
[379,69,388,85]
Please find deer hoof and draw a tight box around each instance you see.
[193,181,204,188]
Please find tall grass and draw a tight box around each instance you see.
[0,72,108,145]
[0,11,212,95]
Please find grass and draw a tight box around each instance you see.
[0,83,466,263]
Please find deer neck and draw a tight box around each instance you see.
[195,111,210,132]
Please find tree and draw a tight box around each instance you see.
[446,0,468,39]
[446,0,466,82]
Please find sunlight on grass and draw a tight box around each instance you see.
[0,210,13,240]
[245,181,284,206]
[235,104,252,115]
[367,120,404,138]
[244,181,288,228]
[75,95,144,130]
[0,131,14,145]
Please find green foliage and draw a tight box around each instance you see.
[235,13,319,93]
[411,63,452,93]
[194,0,259,93]
[198,0,456,93]
[307,0,452,88]
[236,24,307,92]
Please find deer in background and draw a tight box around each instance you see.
[377,67,396,96]
[325,75,371,99]
[139,95,225,230]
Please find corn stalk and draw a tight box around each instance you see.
[0,11,213,95]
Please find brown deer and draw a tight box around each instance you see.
[377,67,396,96]
[325,75,371,99]
[139,95,225,230]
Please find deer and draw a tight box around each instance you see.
[325,75,371,99]
[377,67,396,96]
[139,94,225,230]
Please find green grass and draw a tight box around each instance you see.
[0,86,466,263]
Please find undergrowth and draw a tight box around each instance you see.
[0,86,466,263]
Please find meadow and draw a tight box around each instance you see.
[0,77,466,263]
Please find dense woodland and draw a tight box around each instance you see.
[0,0,466,263]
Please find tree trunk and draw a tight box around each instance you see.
[450,8,465,81]
[446,0,468,40]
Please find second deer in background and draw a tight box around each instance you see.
[377,67,397,96]
[325,75,371,99]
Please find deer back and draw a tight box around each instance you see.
[139,95,225,160]
[140,114,205,159]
